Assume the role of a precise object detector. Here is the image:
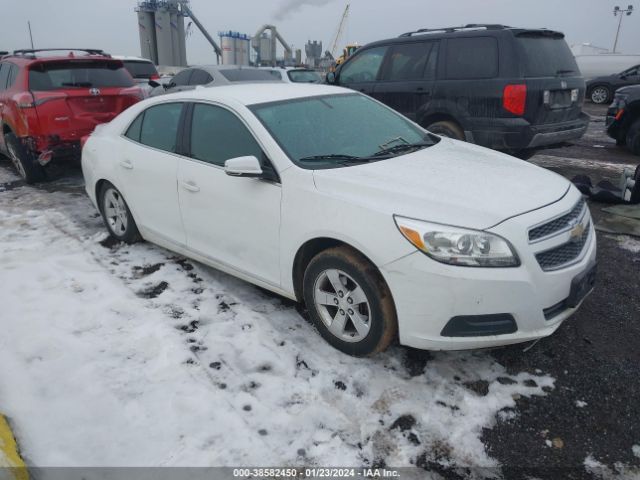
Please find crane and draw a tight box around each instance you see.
[330,4,350,59]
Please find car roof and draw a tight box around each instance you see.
[112,55,154,63]
[157,83,351,106]
[2,52,119,66]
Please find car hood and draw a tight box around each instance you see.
[312,139,570,230]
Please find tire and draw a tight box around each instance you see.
[589,85,611,105]
[4,132,45,184]
[303,246,397,356]
[626,118,640,156]
[425,120,465,141]
[99,182,141,244]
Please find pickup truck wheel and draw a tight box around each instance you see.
[303,246,397,357]
[4,133,45,184]
[626,118,640,156]
[590,86,610,104]
[426,120,465,141]
[99,183,141,244]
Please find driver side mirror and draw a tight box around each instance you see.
[224,156,263,178]
[148,80,160,88]
[326,71,336,84]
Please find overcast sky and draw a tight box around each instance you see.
[1,0,639,64]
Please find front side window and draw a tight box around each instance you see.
[28,61,134,90]
[383,42,434,81]
[445,37,498,80]
[189,103,262,167]
[339,46,388,83]
[250,93,435,169]
[138,103,183,153]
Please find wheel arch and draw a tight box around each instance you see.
[420,112,464,131]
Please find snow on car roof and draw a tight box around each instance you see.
[164,83,352,107]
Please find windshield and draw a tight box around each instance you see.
[122,60,158,79]
[250,93,436,169]
[28,61,134,90]
[220,69,278,82]
[287,70,322,83]
[516,35,579,78]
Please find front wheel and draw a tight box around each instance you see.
[590,85,611,104]
[99,183,141,244]
[303,246,397,356]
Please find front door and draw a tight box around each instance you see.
[178,103,282,287]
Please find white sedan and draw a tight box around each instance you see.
[81,84,597,356]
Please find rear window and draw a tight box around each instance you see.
[517,35,579,78]
[122,60,158,79]
[29,61,134,90]
[287,70,322,83]
[219,69,277,82]
[445,37,498,79]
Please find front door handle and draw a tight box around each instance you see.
[119,159,133,170]
[181,181,200,193]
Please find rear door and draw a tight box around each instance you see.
[515,32,585,125]
[373,41,438,121]
[28,59,141,139]
[336,46,388,96]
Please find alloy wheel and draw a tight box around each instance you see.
[103,188,129,236]
[591,87,609,104]
[313,268,371,343]
[7,142,26,179]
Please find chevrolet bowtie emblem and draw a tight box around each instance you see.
[569,222,585,241]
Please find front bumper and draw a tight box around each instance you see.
[465,113,590,150]
[381,190,597,351]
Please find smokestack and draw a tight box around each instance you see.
[273,0,336,21]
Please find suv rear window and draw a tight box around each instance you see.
[28,61,134,90]
[122,60,158,79]
[219,69,278,82]
[287,70,322,83]
[517,35,579,78]
[445,37,498,79]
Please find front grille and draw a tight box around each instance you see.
[535,222,590,271]
[529,198,586,242]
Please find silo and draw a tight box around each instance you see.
[177,13,187,66]
[238,37,250,66]
[137,10,158,64]
[220,33,236,65]
[260,34,272,64]
[155,8,174,66]
[170,12,179,67]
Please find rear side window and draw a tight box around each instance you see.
[28,61,134,90]
[139,103,183,153]
[189,69,213,85]
[339,46,388,83]
[517,35,579,77]
[122,60,158,79]
[189,103,262,167]
[125,113,144,142]
[170,69,192,86]
[445,37,498,79]
[219,69,277,82]
[7,64,19,88]
[383,42,434,81]
[0,63,9,90]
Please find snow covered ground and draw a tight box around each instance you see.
[0,161,559,473]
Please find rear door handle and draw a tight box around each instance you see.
[181,181,200,193]
[119,159,133,170]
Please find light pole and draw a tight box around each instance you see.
[613,5,634,53]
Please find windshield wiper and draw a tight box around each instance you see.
[372,141,434,157]
[298,154,361,162]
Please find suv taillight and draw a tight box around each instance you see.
[12,92,36,109]
[150,73,160,81]
[503,84,527,116]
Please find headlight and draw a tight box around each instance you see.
[394,216,520,267]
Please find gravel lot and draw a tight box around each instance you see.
[0,103,638,479]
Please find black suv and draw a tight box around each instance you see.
[327,24,589,155]
[606,85,640,155]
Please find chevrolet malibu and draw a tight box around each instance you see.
[81,84,597,356]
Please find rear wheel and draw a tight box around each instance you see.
[590,85,611,104]
[99,183,141,244]
[303,246,397,356]
[4,132,45,184]
[626,118,640,156]
[426,120,465,141]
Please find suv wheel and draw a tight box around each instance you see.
[590,86,610,104]
[4,132,45,184]
[627,119,640,156]
[426,120,465,141]
[99,183,141,244]
[303,246,397,356]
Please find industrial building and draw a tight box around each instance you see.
[219,31,251,66]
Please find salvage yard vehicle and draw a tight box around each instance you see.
[82,83,597,356]
[0,48,143,183]
[587,64,640,105]
[112,55,160,97]
[607,85,640,155]
[149,65,280,97]
[262,67,323,84]
[327,24,589,157]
